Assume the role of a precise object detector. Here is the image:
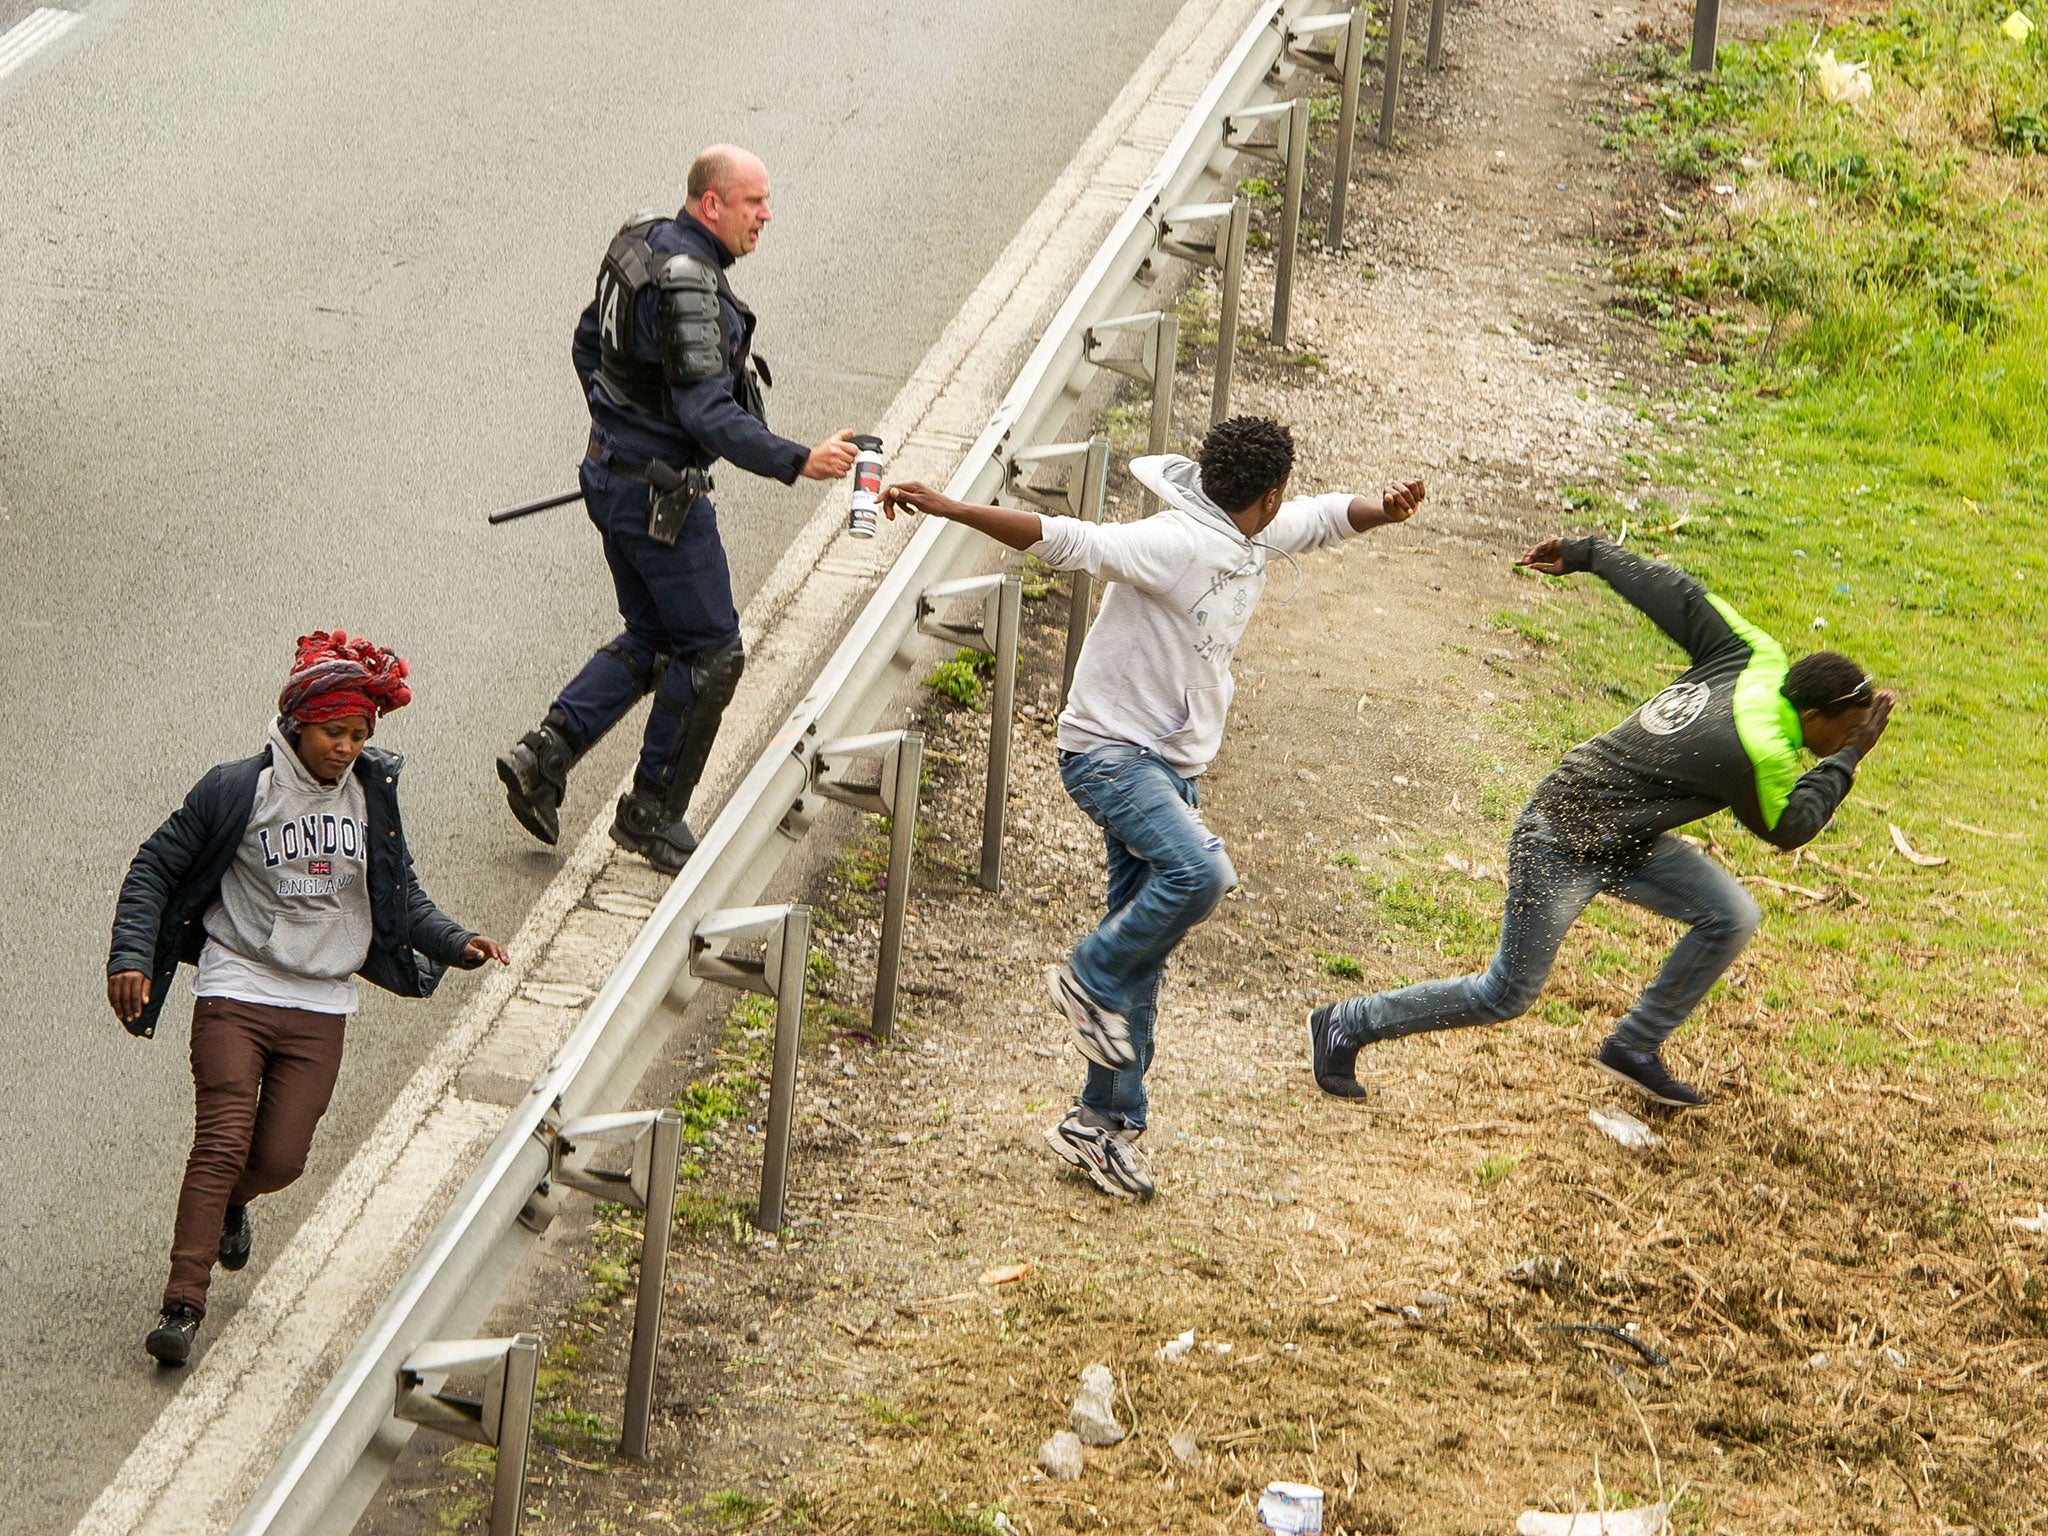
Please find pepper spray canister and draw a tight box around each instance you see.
[846,434,884,539]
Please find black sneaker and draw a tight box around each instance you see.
[1045,965,1135,1071]
[608,790,698,876]
[1593,1037,1706,1108]
[145,1305,201,1367]
[1309,1005,1369,1101]
[219,1203,252,1271]
[1044,1107,1154,1200]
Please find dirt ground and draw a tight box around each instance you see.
[362,2,2046,1533]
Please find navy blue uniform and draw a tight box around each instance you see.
[552,212,810,790]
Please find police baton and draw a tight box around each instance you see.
[486,460,686,525]
[487,489,583,525]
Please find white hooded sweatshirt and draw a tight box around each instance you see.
[1029,454,1358,776]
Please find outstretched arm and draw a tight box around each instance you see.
[1518,535,1742,665]
[880,482,1045,550]
[1263,480,1427,555]
[883,481,1195,594]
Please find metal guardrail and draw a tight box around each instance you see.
[226,3,1434,1532]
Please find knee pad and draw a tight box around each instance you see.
[688,637,745,713]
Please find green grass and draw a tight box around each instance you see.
[1312,948,1364,980]
[1564,0,2047,1105]
[1474,1153,1522,1190]
[924,647,995,709]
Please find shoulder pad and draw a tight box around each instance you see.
[657,253,719,294]
[617,207,666,236]
[656,255,726,387]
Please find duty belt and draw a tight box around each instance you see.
[586,436,714,500]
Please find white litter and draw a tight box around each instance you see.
[1516,1506,1667,1536]
[1155,1329,1196,1363]
[1069,1362,1125,1446]
[1258,1481,1325,1534]
[2011,1204,2048,1235]
[1169,1428,1201,1466]
[1589,1105,1664,1149]
[1036,1430,1083,1481]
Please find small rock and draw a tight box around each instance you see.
[744,1323,761,1344]
[1037,1430,1084,1481]
[840,1062,858,1079]
[1807,1352,1831,1370]
[1069,1362,1125,1446]
[1169,1428,1201,1466]
[1416,1290,1453,1309]
[1155,1329,1196,1363]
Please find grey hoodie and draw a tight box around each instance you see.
[1028,455,1356,775]
[192,721,373,1013]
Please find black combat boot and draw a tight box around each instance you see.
[609,786,699,876]
[219,1203,253,1271]
[146,1304,202,1367]
[496,714,580,846]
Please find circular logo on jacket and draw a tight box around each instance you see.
[1638,681,1711,736]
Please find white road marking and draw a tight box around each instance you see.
[67,1,1269,1532]
[0,8,80,85]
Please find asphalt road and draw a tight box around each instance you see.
[0,0,1181,1525]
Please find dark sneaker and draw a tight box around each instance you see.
[145,1305,201,1367]
[1593,1037,1706,1108]
[1309,1005,1369,1101]
[1044,1107,1154,1200]
[219,1204,252,1272]
[1045,965,1135,1071]
[608,790,698,876]
[496,720,576,847]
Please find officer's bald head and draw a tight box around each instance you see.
[687,146,774,258]
[688,145,766,203]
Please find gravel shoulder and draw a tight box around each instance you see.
[362,3,2046,1533]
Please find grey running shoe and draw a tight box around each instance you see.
[1593,1036,1706,1108]
[145,1304,201,1367]
[218,1203,252,1271]
[1309,1005,1368,1101]
[1044,1107,1154,1200]
[1045,964,1135,1071]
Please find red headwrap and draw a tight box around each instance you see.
[277,630,412,729]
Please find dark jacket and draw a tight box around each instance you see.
[570,211,809,483]
[106,743,480,1038]
[1525,538,1862,864]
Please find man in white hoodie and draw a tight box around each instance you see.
[883,417,1423,1198]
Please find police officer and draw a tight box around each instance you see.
[498,145,859,873]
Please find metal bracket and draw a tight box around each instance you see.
[395,1334,540,1536]
[543,1111,681,1458]
[1379,0,1412,148]
[917,572,1021,892]
[1081,310,1177,511]
[688,903,813,1231]
[806,732,922,1039]
[1282,9,1354,77]
[1157,201,1250,423]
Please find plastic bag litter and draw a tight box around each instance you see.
[1257,1481,1325,1534]
[1516,1505,1668,1536]
[2012,1204,2048,1235]
[1589,1105,1664,1149]
[1155,1329,1196,1363]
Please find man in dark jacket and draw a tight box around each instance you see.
[1310,536,1894,1109]
[108,632,508,1367]
[496,144,860,875]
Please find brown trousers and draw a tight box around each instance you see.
[164,996,345,1315]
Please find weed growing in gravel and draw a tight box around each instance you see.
[922,647,994,709]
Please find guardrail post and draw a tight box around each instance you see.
[394,1335,540,1536]
[1221,97,1307,348]
[807,731,923,1039]
[1157,202,1247,423]
[1690,0,1719,72]
[687,903,813,1235]
[916,572,1022,892]
[1378,0,1410,148]
[1082,310,1177,510]
[548,1109,682,1457]
[1279,8,1365,251]
[1426,0,1448,70]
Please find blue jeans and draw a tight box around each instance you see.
[550,456,740,788]
[1060,745,1237,1131]
[1330,810,1759,1052]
